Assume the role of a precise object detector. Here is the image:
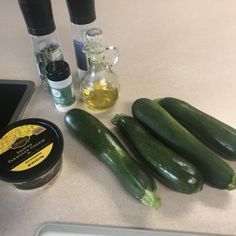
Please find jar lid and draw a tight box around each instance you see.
[46,60,71,82]
[0,118,63,183]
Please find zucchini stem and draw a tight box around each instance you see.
[228,175,236,191]
[141,190,161,209]
[111,114,121,125]
[111,114,126,125]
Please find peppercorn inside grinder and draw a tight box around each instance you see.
[18,0,64,93]
[79,28,120,110]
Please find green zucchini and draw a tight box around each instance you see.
[156,97,236,160]
[65,108,160,208]
[111,114,203,194]
[132,98,236,190]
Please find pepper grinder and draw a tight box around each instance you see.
[66,0,96,80]
[18,0,64,93]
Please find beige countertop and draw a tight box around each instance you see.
[1,1,236,235]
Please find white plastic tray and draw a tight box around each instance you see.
[35,222,232,236]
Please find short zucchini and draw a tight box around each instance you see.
[132,98,236,190]
[157,97,236,160]
[112,114,203,194]
[65,108,160,208]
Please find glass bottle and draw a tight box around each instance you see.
[18,0,64,93]
[79,28,120,110]
[66,0,96,80]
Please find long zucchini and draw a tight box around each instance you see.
[111,114,203,194]
[65,108,160,208]
[157,97,236,160]
[132,98,236,190]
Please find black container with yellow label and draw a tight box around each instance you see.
[0,118,63,189]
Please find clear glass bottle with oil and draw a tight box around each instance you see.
[79,28,119,110]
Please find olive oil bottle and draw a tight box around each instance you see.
[79,28,120,110]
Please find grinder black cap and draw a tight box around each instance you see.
[18,0,56,36]
[66,0,96,25]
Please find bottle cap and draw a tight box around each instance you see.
[46,61,71,82]
[18,0,56,36]
[83,28,104,56]
[66,0,96,25]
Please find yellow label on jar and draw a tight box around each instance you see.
[11,143,53,171]
[0,125,46,155]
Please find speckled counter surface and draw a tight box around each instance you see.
[1,1,236,236]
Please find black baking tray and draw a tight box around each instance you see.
[0,79,35,131]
